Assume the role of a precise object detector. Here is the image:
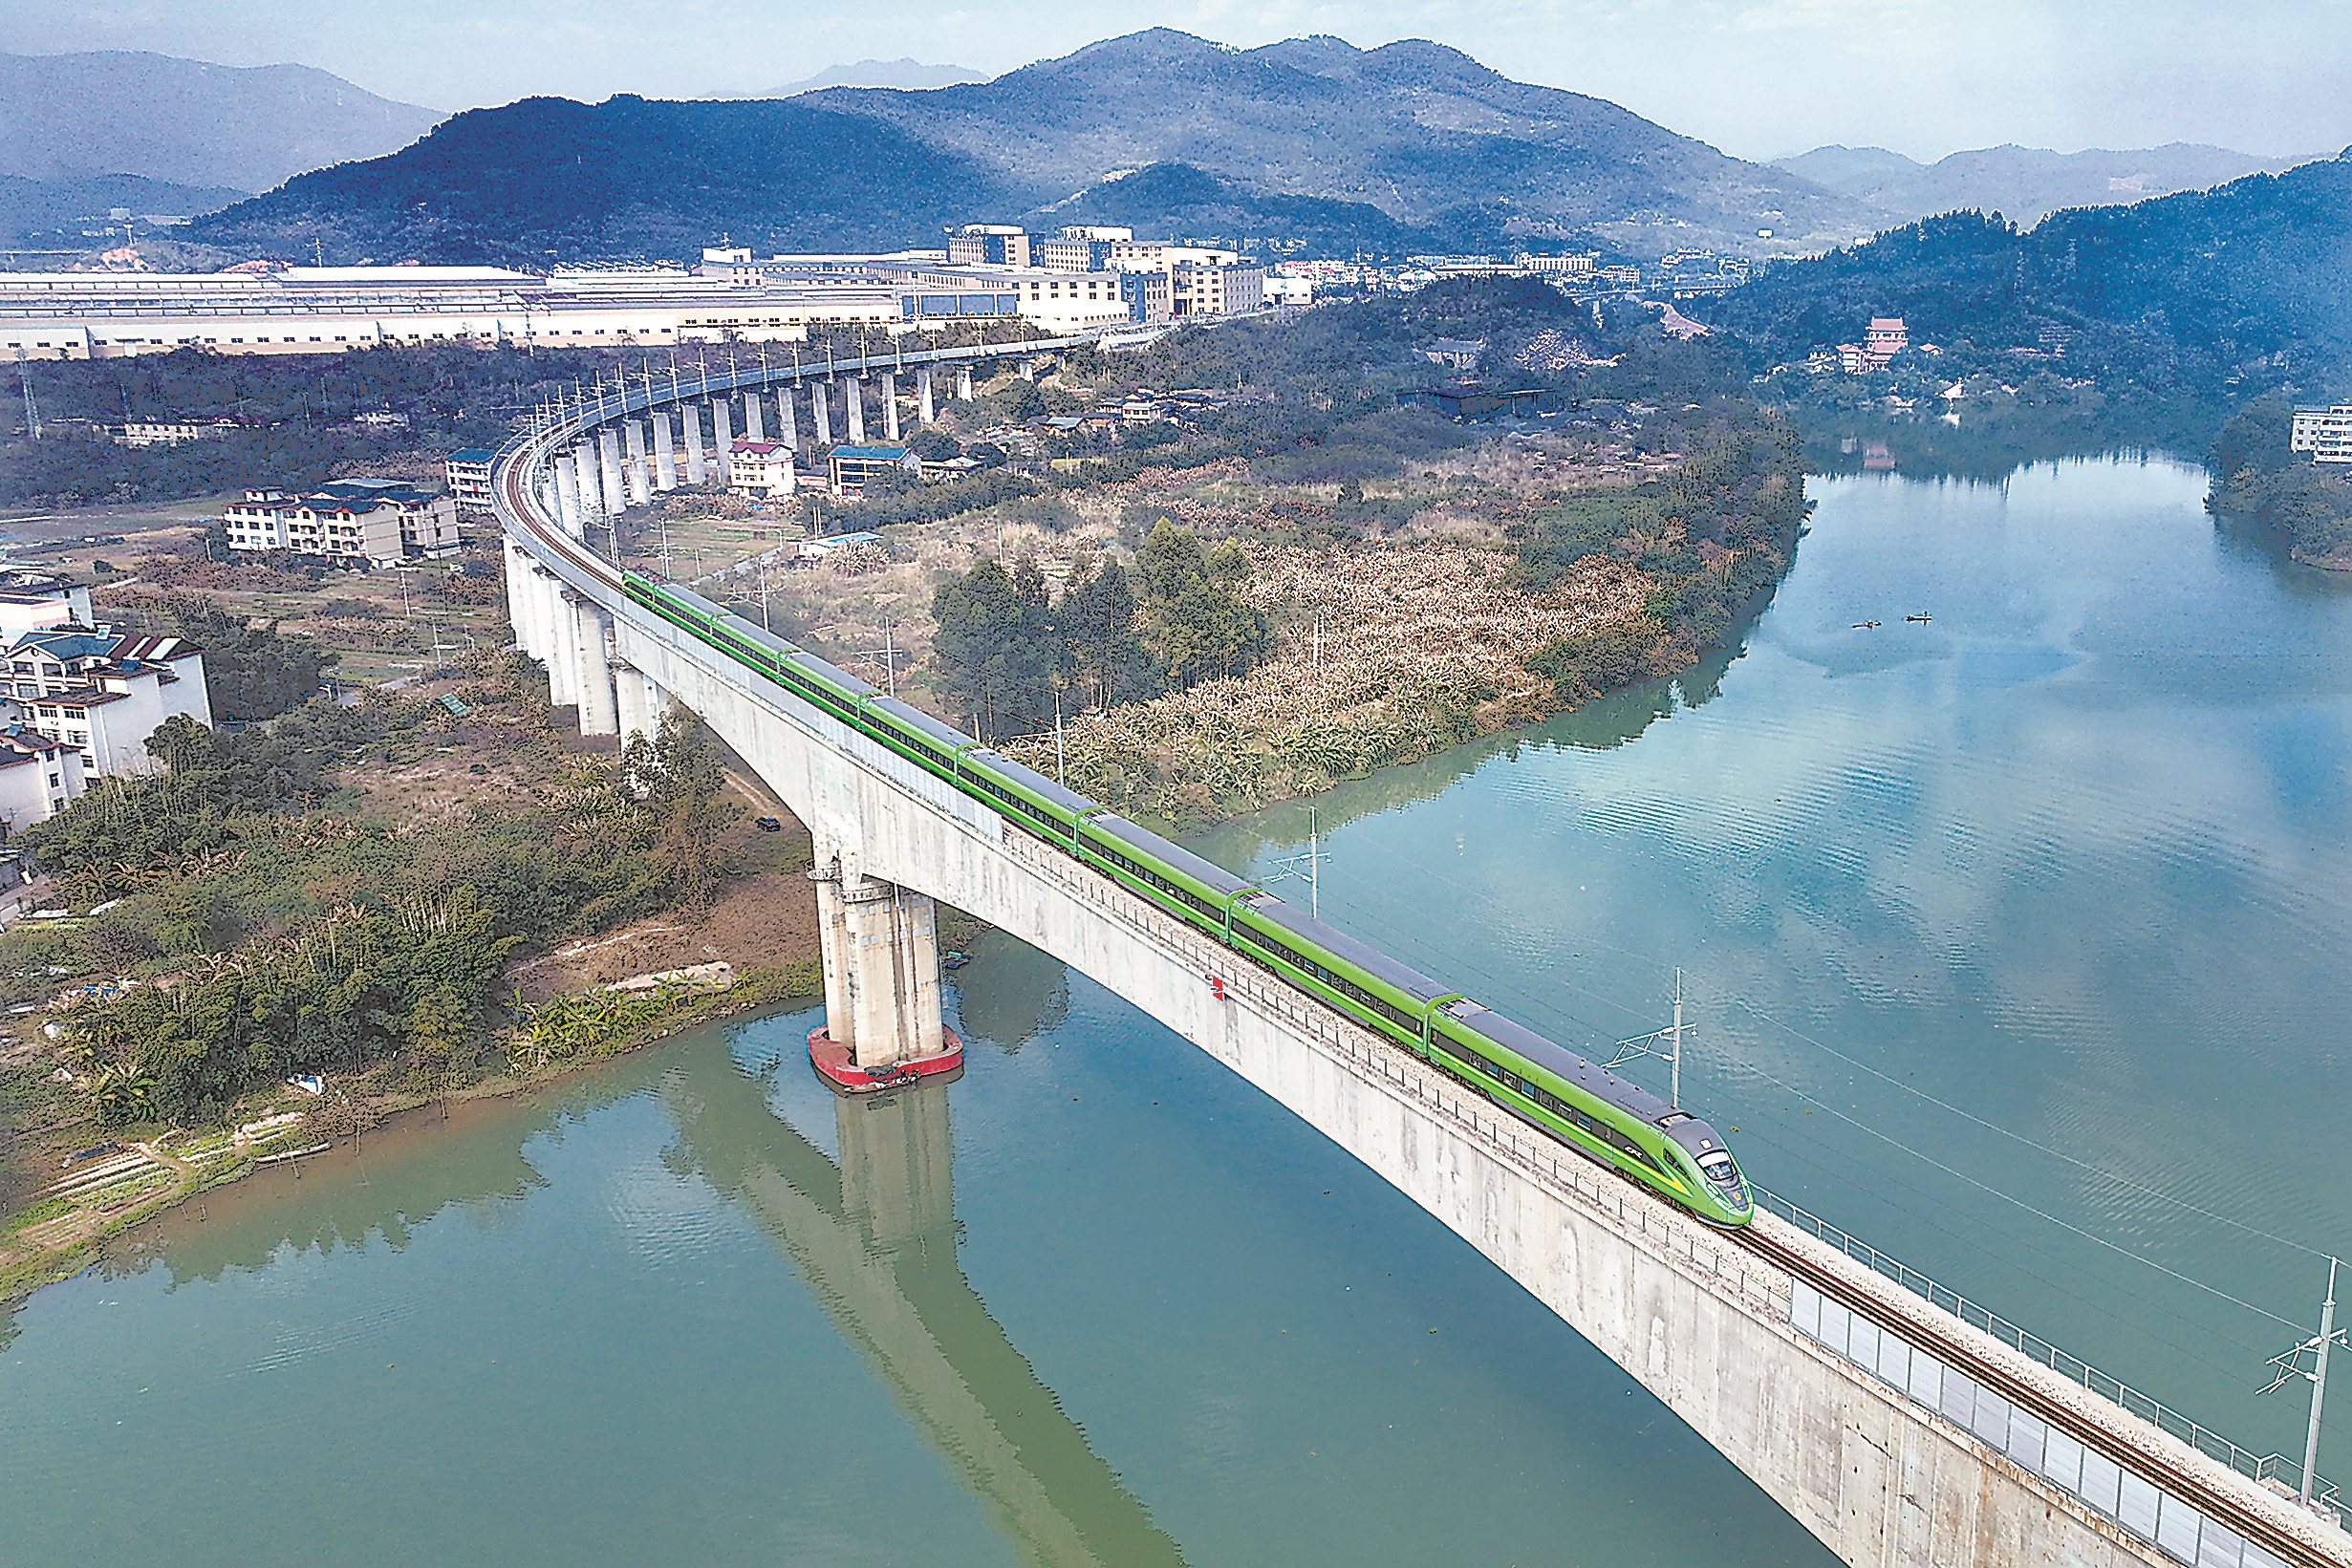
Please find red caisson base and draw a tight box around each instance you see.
[808,1026,964,1094]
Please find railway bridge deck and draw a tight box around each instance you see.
[493,348,2350,1568]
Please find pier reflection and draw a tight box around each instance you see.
[659,1044,1189,1568]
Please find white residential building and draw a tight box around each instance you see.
[0,627,211,779]
[443,447,496,513]
[0,721,85,830]
[2291,405,2352,463]
[726,440,798,499]
[111,420,234,446]
[0,578,96,640]
[1169,262,1266,317]
[222,481,460,568]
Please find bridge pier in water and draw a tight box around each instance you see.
[809,849,958,1089]
[493,343,2352,1568]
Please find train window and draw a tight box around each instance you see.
[1698,1151,1737,1183]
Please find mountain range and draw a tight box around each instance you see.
[56,32,2329,272]
[1777,142,2314,227]
[795,32,1866,249]
[759,59,988,96]
[0,52,444,194]
[193,30,1878,263]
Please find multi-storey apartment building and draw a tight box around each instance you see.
[0,626,211,779]
[2291,405,2352,463]
[222,481,460,568]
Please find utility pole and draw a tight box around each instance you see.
[1266,805,1329,919]
[1607,968,1688,1110]
[1053,687,1067,785]
[854,616,904,698]
[2265,1257,2347,1510]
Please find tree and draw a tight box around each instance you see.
[929,558,1059,740]
[1061,557,1156,710]
[626,708,741,913]
[1133,520,1269,688]
[163,594,338,720]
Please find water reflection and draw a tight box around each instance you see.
[131,1068,634,1286]
[1202,634,1750,869]
[1195,455,2352,1467]
[658,1046,1189,1568]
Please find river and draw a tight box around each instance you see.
[6,454,2348,1564]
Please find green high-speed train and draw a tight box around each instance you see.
[622,568,1753,1229]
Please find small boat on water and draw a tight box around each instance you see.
[1853,620,1881,629]
[1906,612,1933,623]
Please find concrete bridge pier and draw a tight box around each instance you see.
[567,592,620,737]
[502,538,543,658]
[552,454,583,538]
[652,409,678,491]
[810,850,945,1070]
[777,385,799,452]
[1018,358,1037,382]
[572,439,602,520]
[597,429,626,519]
[846,378,866,444]
[681,402,706,485]
[613,661,660,745]
[812,382,834,446]
[917,365,935,423]
[623,420,653,508]
[744,391,767,442]
[529,561,578,709]
[881,373,900,441]
[711,396,734,455]
[955,367,972,401]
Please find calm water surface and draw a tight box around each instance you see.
[8,455,2348,1562]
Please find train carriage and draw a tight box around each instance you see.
[592,559,1752,1228]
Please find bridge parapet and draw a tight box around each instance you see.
[491,355,2348,1568]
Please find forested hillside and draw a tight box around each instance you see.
[1701,154,2352,396]
[193,30,1878,264]
[194,96,1033,263]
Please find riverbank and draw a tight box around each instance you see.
[0,959,824,1308]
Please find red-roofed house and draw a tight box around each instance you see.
[0,627,211,777]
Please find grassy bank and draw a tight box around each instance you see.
[1,959,824,1306]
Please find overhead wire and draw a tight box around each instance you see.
[1263,818,2321,1331]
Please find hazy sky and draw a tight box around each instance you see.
[3,0,2343,162]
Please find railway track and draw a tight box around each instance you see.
[1733,1221,2339,1568]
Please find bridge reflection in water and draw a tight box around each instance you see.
[658,1042,1189,1568]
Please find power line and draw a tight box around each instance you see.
[1324,820,2343,1267]
[1262,819,2321,1330]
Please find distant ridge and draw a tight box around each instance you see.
[0,172,248,247]
[0,51,443,194]
[1772,141,2312,227]
[197,29,1888,263]
[760,59,988,96]
[792,30,1876,251]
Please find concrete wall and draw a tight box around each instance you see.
[596,601,2344,1568]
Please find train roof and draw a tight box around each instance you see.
[1454,1003,1673,1124]
[963,747,1098,818]
[1246,892,1450,1001]
[786,648,876,699]
[868,696,976,755]
[1090,813,1258,898]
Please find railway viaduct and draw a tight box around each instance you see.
[493,345,2350,1568]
